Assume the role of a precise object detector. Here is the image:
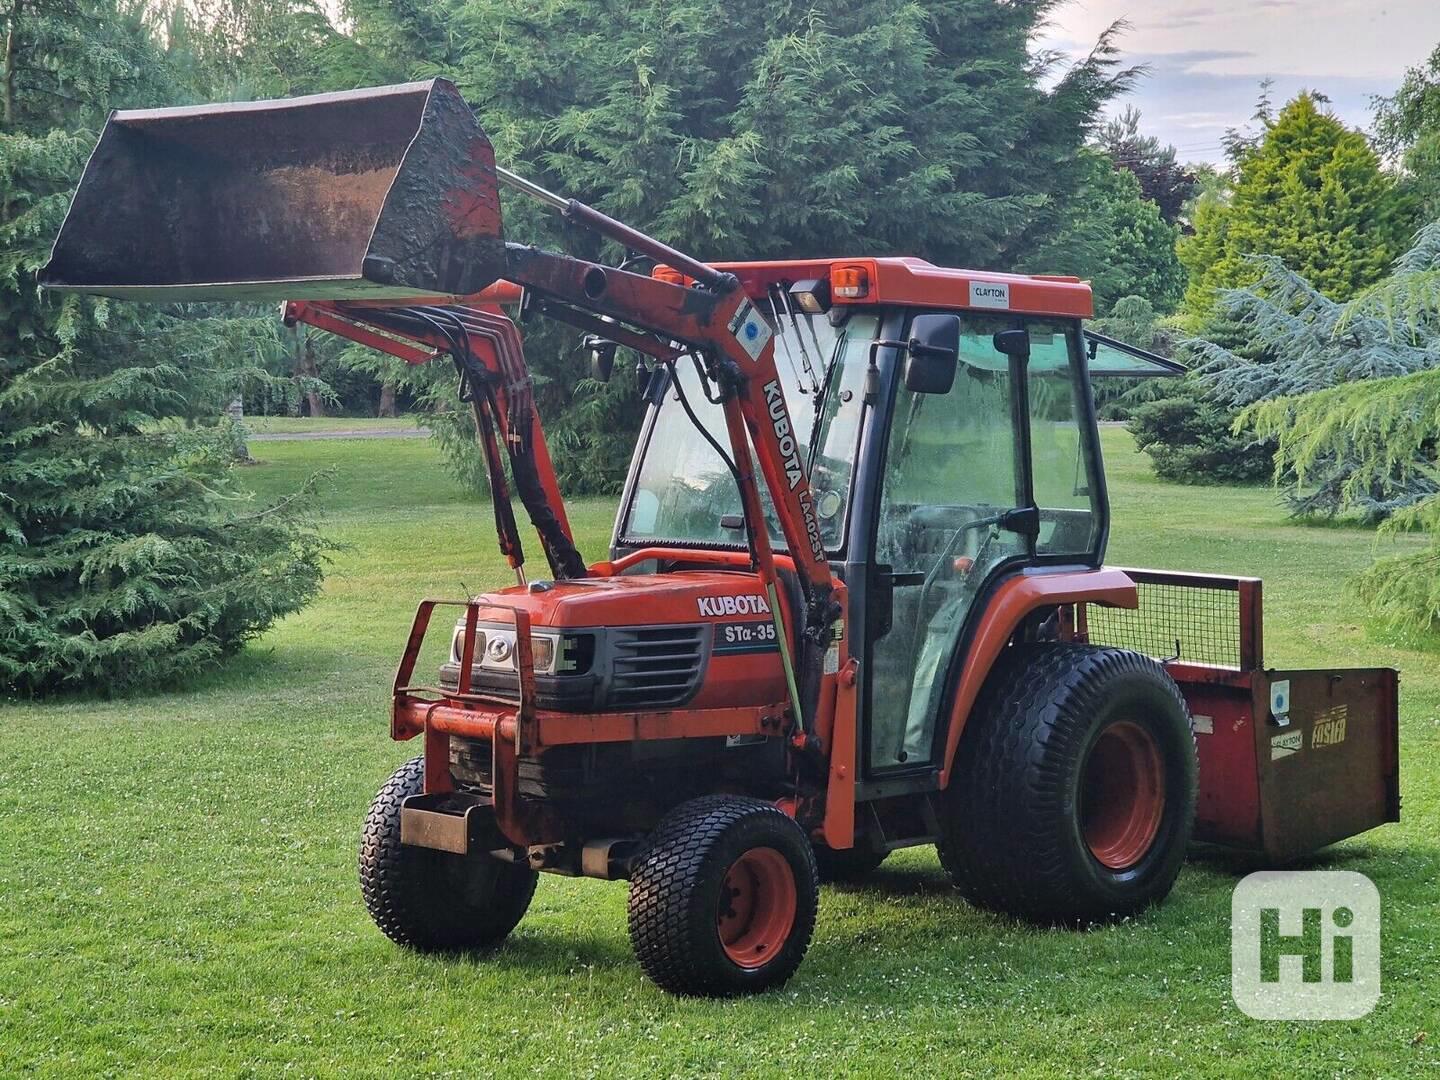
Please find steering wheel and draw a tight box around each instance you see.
[931,509,1008,576]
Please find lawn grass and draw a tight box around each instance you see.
[2,428,1436,1077]
[242,415,428,435]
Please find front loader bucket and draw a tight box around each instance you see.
[40,79,505,302]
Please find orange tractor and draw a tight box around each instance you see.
[44,80,1401,996]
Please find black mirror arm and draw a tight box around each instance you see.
[864,337,910,404]
[906,337,953,359]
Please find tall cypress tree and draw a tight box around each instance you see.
[1179,94,1415,315]
[430,0,1133,267]
[0,1,328,695]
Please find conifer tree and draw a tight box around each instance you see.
[341,0,1137,491]
[1237,226,1440,635]
[1022,149,1185,313]
[1097,106,1197,225]
[1179,94,1414,315]
[0,0,328,695]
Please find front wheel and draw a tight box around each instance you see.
[627,796,819,997]
[359,756,537,951]
[938,645,1197,925]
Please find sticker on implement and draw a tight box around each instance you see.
[728,299,772,360]
[1312,704,1348,748]
[968,280,1010,309]
[1270,679,1291,725]
[1271,730,1303,760]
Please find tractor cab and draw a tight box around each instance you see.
[616,260,1172,782]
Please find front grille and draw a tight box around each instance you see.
[437,663,599,710]
[608,625,706,708]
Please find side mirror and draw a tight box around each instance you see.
[992,328,1030,359]
[902,314,961,394]
[585,335,618,382]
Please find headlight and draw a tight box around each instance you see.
[450,621,576,676]
[530,635,555,673]
[450,625,488,664]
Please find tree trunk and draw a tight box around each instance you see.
[293,329,326,417]
[377,381,397,418]
[226,397,251,462]
[4,2,24,129]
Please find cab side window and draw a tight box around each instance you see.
[1026,322,1100,558]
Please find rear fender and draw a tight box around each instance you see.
[935,568,1138,788]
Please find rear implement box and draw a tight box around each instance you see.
[1079,569,1400,862]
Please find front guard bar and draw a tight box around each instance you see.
[392,598,560,848]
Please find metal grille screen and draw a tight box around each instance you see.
[1085,581,1242,668]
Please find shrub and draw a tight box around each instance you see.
[1,127,331,697]
[1127,382,1274,485]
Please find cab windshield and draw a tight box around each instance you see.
[621,311,879,552]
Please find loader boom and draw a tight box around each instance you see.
[282,246,840,730]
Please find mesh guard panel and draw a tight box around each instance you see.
[1081,570,1261,671]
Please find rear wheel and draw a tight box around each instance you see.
[938,644,1196,924]
[628,796,819,997]
[359,756,537,951]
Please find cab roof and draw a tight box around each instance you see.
[709,257,1093,319]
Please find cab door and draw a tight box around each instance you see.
[863,314,1101,775]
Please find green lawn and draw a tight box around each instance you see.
[2,429,1436,1077]
[242,415,428,435]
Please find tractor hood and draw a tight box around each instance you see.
[481,571,780,631]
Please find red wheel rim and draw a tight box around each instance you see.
[1081,720,1166,870]
[716,847,797,969]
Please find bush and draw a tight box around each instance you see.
[1127,382,1274,484]
[0,429,331,697]
[1,127,331,698]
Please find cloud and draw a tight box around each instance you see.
[1038,0,1427,161]
[1156,111,1235,132]
[1142,49,1259,71]
[1135,6,1222,30]
[1116,52,1398,160]
[1135,0,1296,30]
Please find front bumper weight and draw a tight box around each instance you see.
[399,793,506,855]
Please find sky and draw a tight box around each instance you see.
[1039,1,1440,163]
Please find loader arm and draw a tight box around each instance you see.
[282,296,583,581]
[283,243,840,732]
[501,244,841,737]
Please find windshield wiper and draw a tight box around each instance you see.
[767,287,810,398]
[772,284,822,396]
